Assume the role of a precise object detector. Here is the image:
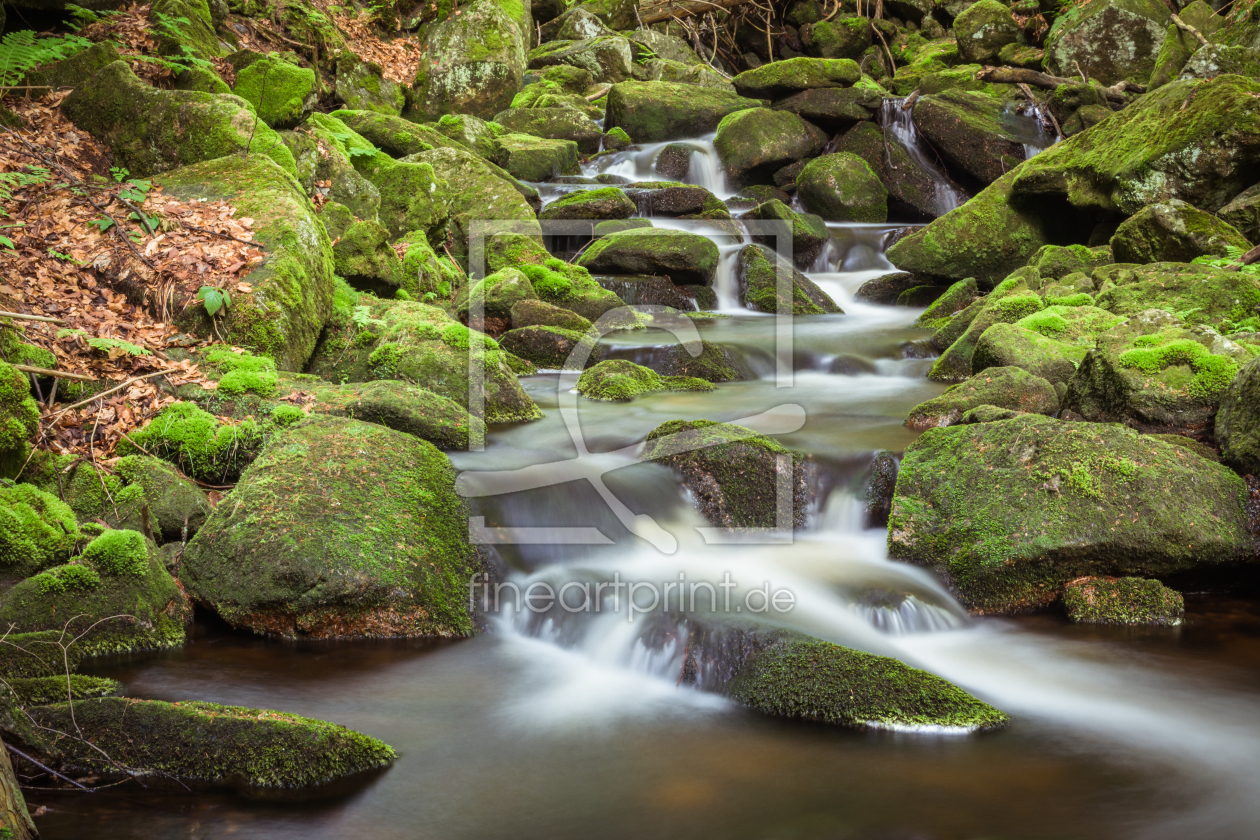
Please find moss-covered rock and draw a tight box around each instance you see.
[0,484,79,583]
[120,401,265,484]
[498,325,605,369]
[527,36,634,83]
[728,632,1009,731]
[1043,0,1170,86]
[436,113,509,166]
[1179,43,1260,83]
[541,0,636,37]
[888,414,1253,613]
[954,0,1019,64]
[972,303,1123,385]
[576,359,714,401]
[731,57,861,100]
[1148,0,1222,89]
[317,379,485,450]
[497,132,581,181]
[334,219,406,295]
[408,0,527,121]
[183,414,480,637]
[635,340,753,382]
[22,41,121,91]
[539,187,636,220]
[150,0,222,62]
[741,199,830,269]
[1216,354,1260,476]
[494,107,602,154]
[1218,183,1260,245]
[1065,311,1246,438]
[830,119,946,220]
[906,366,1059,430]
[929,279,1048,381]
[714,108,828,187]
[8,675,120,706]
[1029,243,1113,280]
[915,277,979,331]
[232,56,317,129]
[61,61,295,178]
[770,85,882,133]
[734,243,842,316]
[604,81,764,143]
[336,55,405,115]
[1062,576,1184,625]
[0,529,190,655]
[800,17,872,61]
[578,228,720,285]
[911,90,1031,186]
[114,455,211,543]
[308,292,541,423]
[642,419,809,529]
[795,152,887,223]
[1093,262,1260,334]
[1109,199,1253,264]
[510,299,592,332]
[454,267,539,319]
[28,697,396,789]
[0,359,37,475]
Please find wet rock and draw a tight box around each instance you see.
[741,199,830,268]
[911,91,1033,185]
[643,419,810,529]
[863,450,898,529]
[455,267,540,320]
[654,143,694,180]
[577,359,715,401]
[906,366,1059,430]
[494,107,603,154]
[954,0,1019,65]
[830,120,947,220]
[539,187,637,221]
[634,340,754,382]
[578,228,720,285]
[714,108,828,187]
[734,244,842,316]
[889,414,1255,613]
[592,275,716,311]
[407,0,527,121]
[1109,199,1252,264]
[854,271,922,304]
[795,152,888,222]
[1043,0,1170,86]
[28,697,396,789]
[1063,576,1184,625]
[604,81,764,143]
[929,277,1046,382]
[499,325,605,370]
[731,57,862,99]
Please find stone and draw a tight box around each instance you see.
[741,199,831,268]
[1217,354,1260,476]
[800,18,872,61]
[493,107,603,154]
[499,325,605,369]
[831,120,948,220]
[576,359,715,401]
[333,219,405,296]
[911,90,1033,185]
[1218,183,1260,244]
[539,187,637,220]
[113,455,212,543]
[795,152,888,222]
[528,37,635,83]
[407,0,527,121]
[770,86,883,132]
[714,108,828,187]
[1063,576,1184,625]
[730,57,862,99]
[232,56,318,129]
[510,299,593,332]
[497,133,581,181]
[1109,199,1253,263]
[1043,0,1171,86]
[954,0,1019,65]
[604,81,764,143]
[1148,0,1222,89]
[734,244,843,316]
[905,366,1060,429]
[335,55,405,115]
[578,228,720,285]
[889,414,1254,613]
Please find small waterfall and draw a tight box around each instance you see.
[878,99,969,216]
[582,134,733,199]
[998,102,1060,159]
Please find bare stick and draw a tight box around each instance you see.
[13,365,94,381]
[0,310,65,324]
[1170,13,1210,47]
[5,743,90,791]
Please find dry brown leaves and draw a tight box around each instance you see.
[307,0,425,84]
[0,93,266,466]
[79,4,176,87]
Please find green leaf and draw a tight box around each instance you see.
[197,286,228,317]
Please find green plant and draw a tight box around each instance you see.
[0,29,91,93]
[197,286,232,318]
[56,328,150,357]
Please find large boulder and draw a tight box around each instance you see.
[1148,0,1223,89]
[972,304,1124,386]
[741,199,830,268]
[911,91,1033,186]
[714,108,828,187]
[604,81,764,143]
[29,698,396,789]
[905,366,1059,430]
[528,37,636,83]
[182,415,481,638]
[800,18,872,62]
[795,152,887,222]
[539,187,636,221]
[954,0,1019,65]
[156,155,334,371]
[336,56,405,115]
[1043,0,1171,86]
[578,228,720,285]
[498,325,605,370]
[113,455,212,543]
[332,219,405,296]
[1218,183,1260,244]
[642,419,810,530]
[498,132,581,181]
[576,359,714,401]
[494,107,603,154]
[232,55,318,129]
[1064,310,1247,439]
[888,414,1255,613]
[770,85,883,133]
[730,57,861,99]
[1093,262,1260,333]
[831,120,949,220]
[408,0,527,121]
[0,484,78,584]
[733,244,842,316]
[1217,355,1260,476]
[61,61,296,179]
[1109,199,1252,263]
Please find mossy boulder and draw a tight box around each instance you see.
[929,280,1047,382]
[795,153,887,223]
[604,81,764,144]
[1093,262,1260,334]
[1148,0,1222,89]
[741,199,831,269]
[1062,576,1184,625]
[294,117,383,222]
[510,299,593,332]
[513,259,626,322]
[576,359,715,401]
[61,61,296,179]
[498,132,581,181]
[336,55,405,116]
[734,244,842,316]
[1064,311,1246,439]
[770,85,882,133]
[494,107,602,154]
[113,455,212,543]
[28,697,396,789]
[1109,199,1252,264]
[541,0,636,37]
[150,0,222,62]
[1215,355,1260,476]
[911,90,1032,186]
[730,57,861,100]
[714,108,828,187]
[498,325,605,369]
[313,379,485,451]
[578,228,720,285]
[527,36,635,83]
[954,0,1019,64]
[0,484,79,583]
[1218,183,1260,245]
[326,109,461,158]
[916,277,980,331]
[639,58,734,90]
[637,340,753,382]
[888,414,1254,613]
[454,267,539,319]
[22,41,121,91]
[232,56,318,129]
[0,360,38,475]
[334,219,406,295]
[156,155,333,370]
[831,120,947,220]
[1029,243,1113,280]
[408,0,527,121]
[121,401,266,484]
[1180,44,1260,83]
[539,187,636,220]
[0,529,191,655]
[308,293,541,424]
[437,113,509,166]
[1043,0,1170,86]
[8,675,120,706]
[906,366,1059,430]
[182,415,480,638]
[801,18,873,61]
[642,419,810,530]
[727,632,1009,731]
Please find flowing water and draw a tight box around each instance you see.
[32,138,1260,839]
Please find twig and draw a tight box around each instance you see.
[0,310,65,324]
[1170,13,1210,46]
[44,369,168,421]
[14,365,94,381]
[585,84,613,101]
[6,743,90,791]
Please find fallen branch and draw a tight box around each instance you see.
[0,310,65,324]
[975,66,1140,104]
[46,369,169,419]
[1170,13,1210,47]
[585,84,613,101]
[5,743,90,792]
[639,0,756,25]
[12,365,94,382]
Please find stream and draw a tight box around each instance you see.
[31,132,1260,839]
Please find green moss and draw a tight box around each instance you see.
[577,359,715,401]
[203,346,280,397]
[270,404,306,426]
[906,366,1059,429]
[120,401,265,483]
[0,484,79,579]
[29,697,396,789]
[0,359,38,459]
[8,675,120,706]
[79,529,149,577]
[915,278,979,331]
[232,56,317,129]
[728,633,1009,731]
[1118,336,1239,401]
[33,563,101,595]
[1063,577,1184,625]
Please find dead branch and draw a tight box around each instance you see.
[12,365,94,382]
[0,311,65,324]
[1170,13,1210,47]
